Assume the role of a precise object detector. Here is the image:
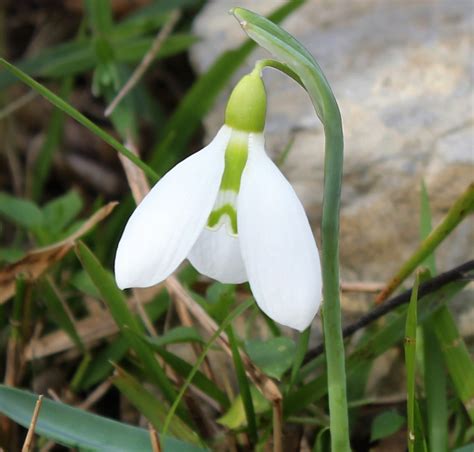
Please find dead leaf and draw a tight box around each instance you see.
[0,202,117,304]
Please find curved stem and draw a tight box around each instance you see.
[253,59,304,88]
[232,9,350,451]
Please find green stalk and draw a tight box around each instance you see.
[419,181,448,451]
[231,9,350,450]
[405,272,420,452]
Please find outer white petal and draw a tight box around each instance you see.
[238,134,322,331]
[188,224,247,284]
[115,126,231,289]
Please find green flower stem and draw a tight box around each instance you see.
[0,57,159,183]
[232,9,350,451]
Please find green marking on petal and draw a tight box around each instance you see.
[208,204,238,235]
[206,130,249,235]
[220,131,248,192]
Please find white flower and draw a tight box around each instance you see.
[115,72,322,331]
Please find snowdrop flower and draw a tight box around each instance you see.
[115,70,322,331]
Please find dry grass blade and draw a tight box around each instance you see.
[273,399,283,452]
[0,202,117,304]
[148,423,162,452]
[118,136,150,203]
[21,395,43,452]
[105,10,182,117]
[0,90,37,120]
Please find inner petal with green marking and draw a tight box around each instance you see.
[207,130,249,236]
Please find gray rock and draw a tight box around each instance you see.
[191,0,474,336]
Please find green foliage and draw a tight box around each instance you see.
[370,411,405,442]
[1,2,472,450]
[0,385,205,452]
[246,336,296,380]
[218,386,269,430]
[0,192,43,229]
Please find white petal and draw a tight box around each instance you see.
[115,126,231,289]
[238,133,322,331]
[188,223,247,284]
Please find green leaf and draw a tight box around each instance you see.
[431,306,474,422]
[75,241,179,407]
[0,192,43,229]
[246,337,296,380]
[419,181,448,452]
[405,271,421,452]
[0,247,24,263]
[370,411,405,442]
[453,445,474,452]
[205,282,235,322]
[227,325,257,442]
[79,291,170,390]
[70,269,101,299]
[217,386,269,430]
[42,190,83,237]
[0,385,205,452]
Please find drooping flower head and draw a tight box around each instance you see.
[115,69,322,331]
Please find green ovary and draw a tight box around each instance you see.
[207,131,249,235]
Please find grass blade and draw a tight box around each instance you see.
[227,325,257,443]
[39,277,85,354]
[74,241,178,407]
[0,385,204,452]
[404,271,424,452]
[419,181,448,452]
[0,58,158,182]
[431,307,474,422]
[111,365,200,445]
[288,326,311,392]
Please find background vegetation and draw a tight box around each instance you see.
[0,1,472,451]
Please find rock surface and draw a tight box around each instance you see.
[190,1,473,334]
